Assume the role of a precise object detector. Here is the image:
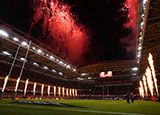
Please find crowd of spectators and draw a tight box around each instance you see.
[0,62,138,100]
[96,79,132,85]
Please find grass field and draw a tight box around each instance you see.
[0,99,160,115]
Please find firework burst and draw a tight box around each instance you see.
[30,0,89,64]
[120,0,137,53]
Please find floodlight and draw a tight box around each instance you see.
[2,51,11,56]
[0,30,9,38]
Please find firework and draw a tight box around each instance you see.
[41,84,44,97]
[142,75,148,97]
[30,0,89,64]
[24,79,29,96]
[140,81,144,98]
[33,82,36,96]
[72,89,75,97]
[62,87,65,97]
[148,53,159,97]
[66,88,68,97]
[2,76,9,92]
[54,86,56,96]
[139,87,141,97]
[121,0,137,52]
[58,87,61,97]
[70,89,72,97]
[48,85,50,96]
[75,89,78,97]
[145,67,154,96]
[14,77,20,92]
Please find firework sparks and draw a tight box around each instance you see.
[30,0,89,64]
[2,76,9,92]
[121,0,137,52]
[148,53,159,97]
[62,87,65,97]
[66,88,68,97]
[58,87,61,97]
[142,75,148,97]
[75,89,78,97]
[72,89,75,97]
[145,67,154,96]
[48,85,50,96]
[24,79,29,96]
[33,82,36,96]
[70,89,72,97]
[140,80,144,98]
[139,87,142,98]
[139,87,144,98]
[54,86,56,96]
[15,77,20,92]
[41,84,44,97]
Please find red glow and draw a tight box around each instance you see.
[100,71,112,78]
[30,0,89,64]
[121,0,137,53]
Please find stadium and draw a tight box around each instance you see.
[0,0,160,115]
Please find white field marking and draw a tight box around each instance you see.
[0,104,146,115]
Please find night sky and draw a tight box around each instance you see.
[0,0,136,67]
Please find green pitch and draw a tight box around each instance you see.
[0,99,160,115]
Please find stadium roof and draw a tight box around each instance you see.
[139,0,160,77]
[0,20,80,80]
